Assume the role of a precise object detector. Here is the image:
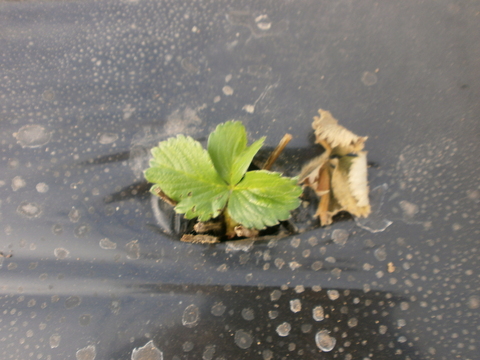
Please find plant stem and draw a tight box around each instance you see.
[263,133,292,170]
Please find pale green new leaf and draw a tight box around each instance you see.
[208,121,265,185]
[144,135,229,221]
[228,170,303,229]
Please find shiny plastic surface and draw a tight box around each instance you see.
[1,1,479,359]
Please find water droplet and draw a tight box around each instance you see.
[211,302,226,316]
[276,322,291,337]
[234,330,253,349]
[327,290,339,301]
[222,86,233,96]
[182,341,194,352]
[65,296,81,309]
[331,229,349,246]
[36,182,49,193]
[131,340,163,360]
[182,304,200,328]
[97,132,119,145]
[51,224,63,235]
[241,308,255,321]
[290,299,301,313]
[99,238,117,249]
[54,248,69,259]
[69,208,81,223]
[347,317,358,328]
[14,125,51,148]
[355,184,392,232]
[242,104,255,113]
[374,246,387,261]
[74,223,90,237]
[79,314,91,326]
[313,306,324,321]
[17,201,42,218]
[270,289,282,301]
[288,261,301,270]
[76,345,96,360]
[202,345,215,360]
[226,239,254,252]
[216,264,228,272]
[126,240,140,259]
[361,71,378,86]
[315,330,336,352]
[11,176,26,191]
[467,295,480,309]
[49,334,61,348]
[262,349,273,360]
[399,200,419,218]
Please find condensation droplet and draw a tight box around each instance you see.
[79,314,91,326]
[11,176,26,191]
[361,71,378,86]
[399,200,419,218]
[234,330,253,349]
[14,125,51,148]
[242,104,255,113]
[182,304,200,328]
[374,246,387,261]
[183,341,194,352]
[355,184,392,233]
[36,182,49,193]
[97,133,119,145]
[17,201,42,218]
[76,345,96,360]
[65,296,81,309]
[42,89,55,101]
[131,340,163,360]
[347,318,358,328]
[327,290,339,301]
[222,86,234,96]
[99,238,117,249]
[276,322,291,337]
[467,295,480,309]
[54,248,70,259]
[241,308,255,321]
[49,334,61,348]
[126,240,140,259]
[52,224,63,235]
[288,261,301,270]
[211,302,226,316]
[69,208,81,223]
[313,306,324,321]
[262,349,273,360]
[74,223,91,238]
[270,289,282,301]
[202,345,215,360]
[331,229,349,246]
[226,239,254,252]
[315,330,336,352]
[290,299,301,313]
[216,264,228,272]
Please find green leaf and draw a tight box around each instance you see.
[208,121,265,185]
[144,135,230,221]
[228,170,303,229]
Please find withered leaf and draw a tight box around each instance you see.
[299,109,371,226]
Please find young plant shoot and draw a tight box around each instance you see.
[144,121,302,238]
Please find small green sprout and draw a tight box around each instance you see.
[144,121,302,230]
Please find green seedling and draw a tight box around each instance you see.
[144,121,302,233]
